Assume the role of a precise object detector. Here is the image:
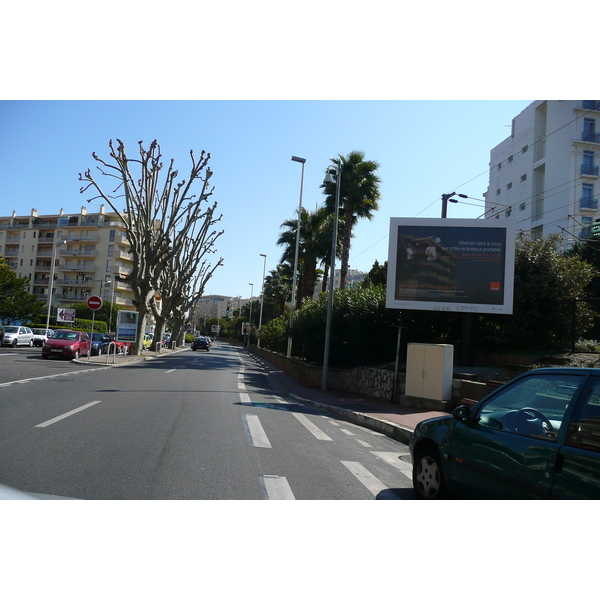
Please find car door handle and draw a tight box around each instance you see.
[550,453,564,475]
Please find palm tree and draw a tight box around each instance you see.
[263,264,292,318]
[321,151,381,289]
[277,207,330,308]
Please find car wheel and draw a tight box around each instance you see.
[42,354,49,359]
[12,339,17,348]
[73,350,80,360]
[413,446,448,500]
[29,338,33,347]
[192,347,196,351]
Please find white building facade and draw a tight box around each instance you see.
[485,100,600,243]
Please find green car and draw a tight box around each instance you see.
[409,368,600,499]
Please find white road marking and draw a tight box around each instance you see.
[323,417,341,427]
[0,367,111,388]
[240,393,252,405]
[341,461,401,500]
[371,452,413,478]
[238,382,246,390]
[244,414,272,448]
[292,413,333,441]
[263,475,295,500]
[340,428,355,436]
[165,369,176,373]
[35,401,103,428]
[355,439,373,448]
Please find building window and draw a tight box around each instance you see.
[498,163,502,170]
[520,202,526,211]
[496,188,501,196]
[109,230,116,241]
[107,245,114,257]
[583,183,594,200]
[507,182,513,190]
[521,174,527,182]
[506,208,512,218]
[522,145,528,153]
[508,155,514,163]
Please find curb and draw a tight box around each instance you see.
[286,393,414,445]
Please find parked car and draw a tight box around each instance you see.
[143,333,153,349]
[2,325,34,347]
[106,333,129,354]
[31,328,55,347]
[0,324,4,346]
[192,337,211,351]
[410,367,600,500]
[42,329,91,360]
[90,332,112,356]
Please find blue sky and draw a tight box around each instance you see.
[0,100,533,298]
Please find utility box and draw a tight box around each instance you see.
[405,343,454,401]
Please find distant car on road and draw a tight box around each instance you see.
[2,325,34,347]
[42,329,91,360]
[31,328,55,347]
[192,337,211,351]
[410,367,600,500]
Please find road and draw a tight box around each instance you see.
[0,342,415,499]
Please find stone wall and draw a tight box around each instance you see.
[246,344,488,412]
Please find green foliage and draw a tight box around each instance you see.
[258,313,289,354]
[0,258,46,323]
[290,284,401,368]
[479,234,597,350]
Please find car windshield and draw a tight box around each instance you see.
[4,326,19,333]
[92,333,105,340]
[53,331,79,340]
[32,329,46,335]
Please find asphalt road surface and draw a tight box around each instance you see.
[0,343,415,499]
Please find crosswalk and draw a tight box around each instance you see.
[234,350,413,500]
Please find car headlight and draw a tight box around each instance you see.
[66,345,75,350]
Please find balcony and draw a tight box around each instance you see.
[582,164,600,176]
[580,197,599,210]
[59,249,97,258]
[583,131,600,143]
[583,101,600,110]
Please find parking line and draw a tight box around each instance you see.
[341,461,401,500]
[243,414,272,448]
[292,413,333,441]
[35,401,102,428]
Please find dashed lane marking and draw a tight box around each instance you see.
[262,475,295,500]
[35,401,103,428]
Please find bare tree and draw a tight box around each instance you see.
[79,139,223,354]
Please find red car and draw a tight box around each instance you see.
[42,330,91,360]
[106,332,130,354]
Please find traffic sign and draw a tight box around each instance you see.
[87,295,103,310]
[57,308,76,322]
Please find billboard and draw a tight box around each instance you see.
[386,218,515,314]
[116,310,139,342]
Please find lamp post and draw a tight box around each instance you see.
[321,163,341,391]
[288,155,306,357]
[45,239,66,332]
[258,253,267,347]
[106,276,117,332]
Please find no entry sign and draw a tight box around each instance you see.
[87,295,103,310]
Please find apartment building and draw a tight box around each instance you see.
[0,205,136,313]
[484,100,600,243]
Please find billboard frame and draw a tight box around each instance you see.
[386,217,515,315]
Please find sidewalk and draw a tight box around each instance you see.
[78,345,448,446]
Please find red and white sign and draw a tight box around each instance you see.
[87,295,103,310]
[57,308,76,322]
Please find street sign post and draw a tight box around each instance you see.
[87,296,103,311]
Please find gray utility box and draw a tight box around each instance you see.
[405,343,454,402]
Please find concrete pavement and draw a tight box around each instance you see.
[79,343,446,446]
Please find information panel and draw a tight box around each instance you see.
[386,218,515,314]
[116,310,139,342]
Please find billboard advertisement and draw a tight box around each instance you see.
[386,218,515,314]
[116,310,139,342]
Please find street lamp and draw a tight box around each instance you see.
[288,155,306,357]
[321,163,341,391]
[45,239,66,332]
[258,253,267,348]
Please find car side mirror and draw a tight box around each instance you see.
[452,405,471,423]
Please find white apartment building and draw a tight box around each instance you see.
[0,205,136,313]
[485,100,600,243]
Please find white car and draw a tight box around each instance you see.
[31,328,55,346]
[2,325,34,347]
